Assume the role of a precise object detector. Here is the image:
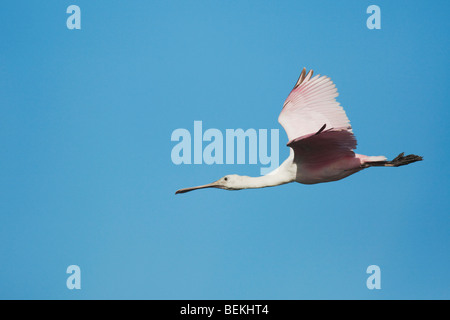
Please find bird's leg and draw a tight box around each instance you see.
[364,152,423,168]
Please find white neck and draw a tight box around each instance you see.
[238,173,293,189]
[237,155,296,189]
[232,151,296,190]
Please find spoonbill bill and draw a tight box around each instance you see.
[175,68,422,194]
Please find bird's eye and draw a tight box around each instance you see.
[224,177,228,181]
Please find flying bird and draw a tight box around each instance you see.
[175,68,422,194]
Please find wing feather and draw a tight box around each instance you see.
[278,69,352,143]
[278,68,357,164]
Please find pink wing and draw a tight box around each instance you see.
[278,68,357,164]
[287,130,356,167]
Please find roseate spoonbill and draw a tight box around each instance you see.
[175,68,422,194]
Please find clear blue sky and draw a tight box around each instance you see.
[0,0,448,299]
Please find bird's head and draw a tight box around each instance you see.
[175,174,244,194]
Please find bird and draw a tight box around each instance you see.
[175,68,422,194]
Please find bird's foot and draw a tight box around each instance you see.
[384,152,423,167]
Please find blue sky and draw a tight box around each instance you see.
[0,0,448,299]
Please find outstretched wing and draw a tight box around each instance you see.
[278,68,357,164]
